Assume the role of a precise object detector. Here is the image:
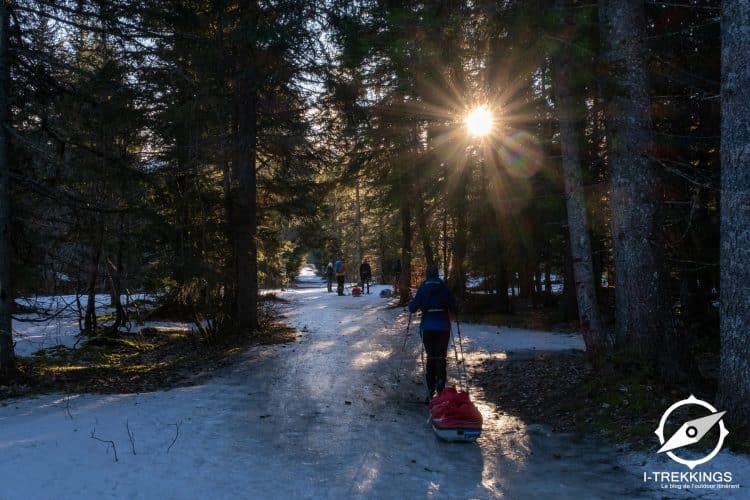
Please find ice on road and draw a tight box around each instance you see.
[3,265,739,499]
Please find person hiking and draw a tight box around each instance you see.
[335,258,347,296]
[408,264,457,401]
[325,262,334,293]
[359,259,372,294]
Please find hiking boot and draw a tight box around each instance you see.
[436,379,445,394]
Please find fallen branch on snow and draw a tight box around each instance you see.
[167,421,182,453]
[90,427,119,462]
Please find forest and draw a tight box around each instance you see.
[0,0,747,447]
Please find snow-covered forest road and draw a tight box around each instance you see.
[259,271,651,498]
[1,266,735,499]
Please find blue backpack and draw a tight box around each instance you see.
[335,260,344,273]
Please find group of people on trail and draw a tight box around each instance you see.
[324,257,457,400]
[324,258,372,296]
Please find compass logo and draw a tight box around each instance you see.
[654,395,729,470]
[642,396,740,491]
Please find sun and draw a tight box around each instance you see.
[466,106,493,137]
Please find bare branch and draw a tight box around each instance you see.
[167,421,182,453]
[64,394,73,419]
[126,420,136,456]
[90,427,119,462]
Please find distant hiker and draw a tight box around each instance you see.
[335,258,347,296]
[359,259,372,294]
[392,258,402,291]
[326,262,334,293]
[408,264,457,400]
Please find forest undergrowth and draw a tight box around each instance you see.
[0,296,297,401]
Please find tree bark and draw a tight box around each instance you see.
[553,1,606,358]
[0,1,13,375]
[560,247,579,321]
[441,207,449,281]
[233,2,259,333]
[107,236,127,332]
[598,0,674,370]
[415,193,435,267]
[83,229,102,335]
[490,211,510,313]
[398,179,412,305]
[355,175,363,274]
[448,173,467,299]
[718,0,750,436]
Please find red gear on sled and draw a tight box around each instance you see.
[429,387,483,429]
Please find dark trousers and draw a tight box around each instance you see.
[361,277,370,294]
[336,275,345,295]
[327,276,333,292]
[422,329,450,396]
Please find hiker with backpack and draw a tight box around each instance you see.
[335,258,347,296]
[408,264,457,401]
[359,259,372,294]
[325,262,334,292]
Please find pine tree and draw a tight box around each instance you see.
[0,1,14,374]
[598,0,676,372]
[553,0,605,359]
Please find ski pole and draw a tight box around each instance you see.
[402,313,412,352]
[419,326,429,400]
[395,313,412,383]
[449,321,464,393]
[455,316,469,395]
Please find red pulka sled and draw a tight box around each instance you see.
[428,387,483,442]
[403,314,483,442]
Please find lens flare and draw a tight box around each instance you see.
[500,131,542,178]
[466,106,493,137]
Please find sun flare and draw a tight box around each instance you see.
[466,106,493,137]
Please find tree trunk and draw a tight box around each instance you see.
[398,180,412,305]
[553,1,606,357]
[519,264,530,300]
[449,175,467,298]
[560,248,579,321]
[355,175,363,276]
[107,234,127,332]
[718,0,750,437]
[0,2,12,375]
[442,207,449,280]
[599,0,674,371]
[233,3,259,333]
[415,194,435,267]
[84,232,102,335]
[543,260,552,307]
[491,213,510,313]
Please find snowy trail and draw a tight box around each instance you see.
[3,266,742,498]
[256,272,654,499]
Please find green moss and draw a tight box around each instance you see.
[3,318,297,398]
[96,312,117,323]
[569,354,725,451]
